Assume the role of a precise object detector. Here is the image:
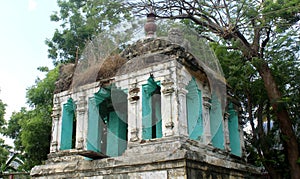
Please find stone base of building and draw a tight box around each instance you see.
[31,136,261,178]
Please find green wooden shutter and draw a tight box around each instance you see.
[87,86,128,157]
[87,97,101,152]
[142,76,162,139]
[228,103,241,156]
[154,93,162,138]
[60,98,75,150]
[142,84,153,139]
[210,93,224,149]
[186,78,203,140]
[106,111,127,157]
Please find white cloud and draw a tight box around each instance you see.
[28,0,37,11]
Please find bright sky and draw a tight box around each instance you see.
[0,1,58,144]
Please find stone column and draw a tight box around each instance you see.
[202,85,212,145]
[75,93,86,150]
[50,96,61,153]
[224,112,231,152]
[178,88,188,137]
[128,82,140,142]
[161,78,175,137]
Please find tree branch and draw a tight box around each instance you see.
[260,26,271,58]
[252,19,261,54]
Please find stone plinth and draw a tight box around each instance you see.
[31,137,260,178]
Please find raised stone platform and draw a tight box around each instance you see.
[31,137,260,178]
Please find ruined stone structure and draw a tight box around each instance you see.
[31,16,260,178]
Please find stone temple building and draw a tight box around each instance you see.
[31,15,260,178]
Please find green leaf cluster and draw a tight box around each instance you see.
[0,99,7,131]
[3,67,59,171]
[0,99,9,166]
[0,139,11,171]
[262,0,300,32]
[46,0,131,65]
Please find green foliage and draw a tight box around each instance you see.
[26,67,59,108]
[3,108,27,151]
[0,139,11,169]
[4,67,59,170]
[262,0,300,32]
[46,0,131,65]
[19,110,52,170]
[0,99,7,130]
[211,28,300,177]
[0,99,10,171]
[21,67,58,170]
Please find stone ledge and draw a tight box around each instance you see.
[33,136,260,178]
[32,151,260,178]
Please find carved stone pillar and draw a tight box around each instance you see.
[76,93,86,150]
[202,85,212,145]
[128,82,140,142]
[178,88,188,137]
[50,96,61,153]
[224,112,231,152]
[161,78,175,137]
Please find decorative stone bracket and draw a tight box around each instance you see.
[129,87,140,102]
[161,79,175,95]
[77,94,87,114]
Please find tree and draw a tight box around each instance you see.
[211,31,299,177]
[4,108,26,152]
[18,110,52,170]
[22,67,58,170]
[0,99,6,132]
[46,0,131,65]
[0,139,10,170]
[127,0,300,178]
[0,99,11,175]
[4,68,59,170]
[0,99,8,162]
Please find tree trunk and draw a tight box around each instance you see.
[254,60,300,179]
[257,102,281,178]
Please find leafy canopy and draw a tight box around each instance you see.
[46,0,131,65]
[4,67,59,171]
